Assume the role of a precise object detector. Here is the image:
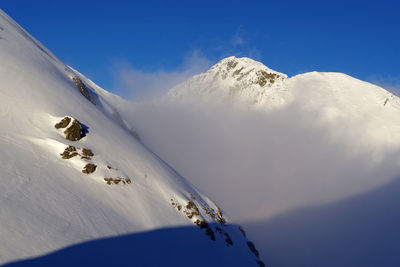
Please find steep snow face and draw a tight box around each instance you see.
[168,56,289,108]
[0,10,262,266]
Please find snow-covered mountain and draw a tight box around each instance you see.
[0,10,264,266]
[167,56,400,153]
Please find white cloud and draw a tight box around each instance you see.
[232,35,245,46]
[125,97,400,222]
[118,69,400,265]
[111,51,212,100]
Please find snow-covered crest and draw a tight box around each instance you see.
[209,56,287,84]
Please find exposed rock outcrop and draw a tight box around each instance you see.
[103,177,132,185]
[54,117,87,141]
[54,117,71,129]
[81,148,94,157]
[64,119,86,141]
[82,163,96,174]
[60,145,78,159]
[72,76,96,105]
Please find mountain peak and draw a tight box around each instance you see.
[167,56,288,107]
[210,56,287,87]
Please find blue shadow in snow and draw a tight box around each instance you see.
[2,224,253,267]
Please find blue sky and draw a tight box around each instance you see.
[2,0,400,98]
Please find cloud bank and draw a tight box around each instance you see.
[110,51,400,265]
[114,71,400,265]
[126,98,400,222]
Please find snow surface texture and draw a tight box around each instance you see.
[117,57,400,265]
[0,10,262,266]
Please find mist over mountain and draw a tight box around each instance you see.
[120,56,400,265]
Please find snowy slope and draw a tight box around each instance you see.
[0,10,263,266]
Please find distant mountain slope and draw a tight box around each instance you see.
[0,9,262,266]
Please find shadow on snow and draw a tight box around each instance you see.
[2,224,253,267]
